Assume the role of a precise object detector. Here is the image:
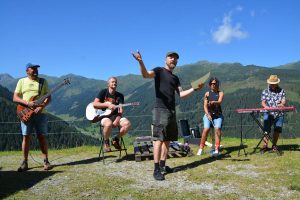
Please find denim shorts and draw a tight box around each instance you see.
[152,108,178,141]
[263,114,284,133]
[21,113,48,136]
[203,115,223,129]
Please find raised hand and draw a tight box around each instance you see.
[132,50,142,62]
[191,81,204,91]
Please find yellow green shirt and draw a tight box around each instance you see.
[15,77,49,112]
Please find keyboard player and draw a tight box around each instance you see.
[261,75,286,153]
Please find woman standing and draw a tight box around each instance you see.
[197,77,224,156]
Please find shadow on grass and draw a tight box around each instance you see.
[173,145,251,173]
[53,150,134,166]
[250,143,299,155]
[0,170,61,199]
[277,144,299,151]
[53,155,115,167]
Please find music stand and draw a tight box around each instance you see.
[238,114,247,157]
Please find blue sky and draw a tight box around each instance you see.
[0,0,299,80]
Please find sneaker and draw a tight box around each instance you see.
[212,150,220,157]
[196,149,203,156]
[153,169,165,181]
[160,166,173,175]
[17,160,28,172]
[112,137,121,150]
[44,160,53,171]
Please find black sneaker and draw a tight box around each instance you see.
[160,166,173,175]
[17,160,28,172]
[153,169,165,181]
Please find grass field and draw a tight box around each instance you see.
[0,137,299,199]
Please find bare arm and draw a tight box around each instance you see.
[13,92,50,108]
[13,92,28,106]
[261,100,268,108]
[93,98,115,110]
[179,86,195,98]
[40,96,51,107]
[132,50,155,79]
[179,81,205,98]
[278,97,286,107]
[208,91,224,106]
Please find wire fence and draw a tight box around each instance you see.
[0,111,299,137]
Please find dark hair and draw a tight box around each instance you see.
[209,77,220,87]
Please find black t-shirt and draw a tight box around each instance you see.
[153,67,181,110]
[96,88,124,116]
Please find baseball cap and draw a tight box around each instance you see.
[25,63,40,70]
[166,51,179,59]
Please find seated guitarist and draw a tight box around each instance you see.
[93,77,131,152]
[261,75,286,153]
[13,63,52,172]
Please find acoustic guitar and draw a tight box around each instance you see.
[16,78,71,124]
[86,101,140,122]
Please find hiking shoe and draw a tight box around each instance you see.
[196,149,203,156]
[44,160,53,171]
[153,169,165,181]
[160,166,173,175]
[112,137,121,150]
[17,160,28,172]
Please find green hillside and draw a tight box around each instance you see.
[1,61,300,140]
[275,61,300,70]
[0,85,99,151]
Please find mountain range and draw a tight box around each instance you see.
[1,60,299,140]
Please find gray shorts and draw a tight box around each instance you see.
[21,113,48,136]
[152,108,178,141]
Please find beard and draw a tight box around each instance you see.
[32,71,38,78]
[168,63,176,69]
[27,70,38,78]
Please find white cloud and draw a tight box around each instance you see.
[212,13,248,44]
[236,5,243,12]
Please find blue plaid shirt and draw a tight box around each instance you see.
[261,87,286,117]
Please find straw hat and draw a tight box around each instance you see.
[267,75,280,84]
